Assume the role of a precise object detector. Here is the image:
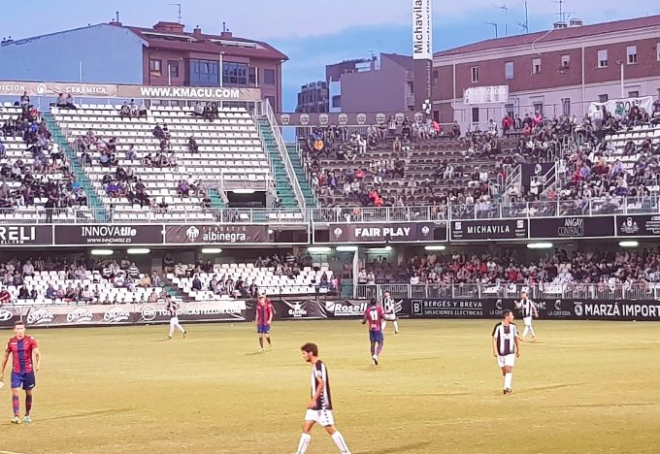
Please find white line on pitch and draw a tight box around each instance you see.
[0,450,30,454]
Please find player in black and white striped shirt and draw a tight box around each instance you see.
[380,291,399,334]
[515,291,538,341]
[492,310,520,395]
[165,295,186,340]
[292,343,352,454]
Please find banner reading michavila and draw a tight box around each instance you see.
[329,222,439,242]
[412,0,433,114]
[165,224,269,244]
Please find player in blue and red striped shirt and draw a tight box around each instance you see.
[256,294,274,352]
[0,321,41,424]
[362,298,385,365]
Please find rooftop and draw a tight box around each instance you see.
[120,21,288,61]
[435,14,660,58]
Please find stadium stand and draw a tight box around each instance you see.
[52,103,272,222]
[301,120,521,211]
[0,258,171,304]
[169,262,336,301]
[0,103,94,223]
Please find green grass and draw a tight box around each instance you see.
[2,320,660,454]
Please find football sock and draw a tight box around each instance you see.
[12,396,19,416]
[332,431,351,453]
[523,326,530,337]
[259,338,264,348]
[393,321,399,332]
[529,326,536,338]
[177,324,185,333]
[504,373,513,389]
[376,343,383,355]
[296,433,312,454]
[370,343,375,355]
[25,395,32,416]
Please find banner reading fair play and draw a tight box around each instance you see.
[413,0,433,115]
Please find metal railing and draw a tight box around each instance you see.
[355,283,660,301]
[261,101,307,209]
[1,197,659,225]
[0,207,307,224]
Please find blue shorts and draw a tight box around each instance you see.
[257,324,271,334]
[11,372,36,391]
[369,330,384,343]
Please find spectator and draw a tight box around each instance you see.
[137,101,148,119]
[66,94,77,110]
[119,102,132,120]
[18,285,29,300]
[0,287,10,304]
[188,136,199,153]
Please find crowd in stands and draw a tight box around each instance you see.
[0,257,165,305]
[73,111,211,213]
[358,249,660,290]
[165,253,338,298]
[0,93,85,220]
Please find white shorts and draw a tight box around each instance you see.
[384,313,397,321]
[523,316,532,326]
[170,316,180,325]
[497,354,516,368]
[305,409,335,427]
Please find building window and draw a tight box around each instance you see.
[627,46,638,65]
[504,62,514,80]
[149,59,162,77]
[532,58,542,75]
[657,43,660,61]
[504,103,514,118]
[471,107,480,123]
[265,96,276,109]
[471,66,479,83]
[332,95,341,109]
[598,50,608,68]
[533,102,543,116]
[190,59,219,87]
[628,90,639,98]
[249,67,256,85]
[433,70,439,86]
[561,55,571,69]
[167,60,179,79]
[264,69,276,85]
[562,98,571,117]
[223,62,249,86]
[599,94,609,103]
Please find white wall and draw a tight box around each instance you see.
[453,76,660,132]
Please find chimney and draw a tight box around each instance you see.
[153,21,185,33]
[553,21,568,30]
[569,18,583,27]
[220,31,233,39]
[193,25,202,37]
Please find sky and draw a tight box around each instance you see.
[1,0,660,111]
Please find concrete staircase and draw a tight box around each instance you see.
[285,144,316,207]
[208,188,226,209]
[42,112,108,222]
[257,119,298,209]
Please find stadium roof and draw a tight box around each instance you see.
[435,14,660,58]
[119,21,288,61]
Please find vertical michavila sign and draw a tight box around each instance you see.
[412,0,433,116]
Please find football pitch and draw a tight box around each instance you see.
[1,319,659,454]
